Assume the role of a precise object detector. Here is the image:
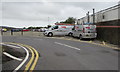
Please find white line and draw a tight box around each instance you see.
[3,52,23,61]
[55,42,80,50]
[2,44,21,48]
[13,44,29,72]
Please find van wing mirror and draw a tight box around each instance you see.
[72,28,74,30]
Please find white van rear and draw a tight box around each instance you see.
[72,23,97,39]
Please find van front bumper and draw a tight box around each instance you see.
[82,33,97,38]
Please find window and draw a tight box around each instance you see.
[102,14,105,19]
[54,25,58,29]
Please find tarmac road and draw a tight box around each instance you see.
[2,36,119,71]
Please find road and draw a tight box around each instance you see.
[2,36,119,71]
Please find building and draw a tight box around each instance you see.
[77,4,120,45]
[77,4,119,25]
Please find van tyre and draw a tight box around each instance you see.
[48,32,53,37]
[68,33,73,36]
[79,35,83,40]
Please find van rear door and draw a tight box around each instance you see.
[83,25,96,33]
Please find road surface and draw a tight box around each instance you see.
[2,36,119,71]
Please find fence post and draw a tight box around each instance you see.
[1,30,3,35]
[21,29,23,35]
[11,29,13,35]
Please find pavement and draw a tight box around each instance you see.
[1,35,119,72]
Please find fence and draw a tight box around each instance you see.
[96,19,120,46]
[1,31,44,37]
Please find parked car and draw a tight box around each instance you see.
[11,29,21,32]
[1,28,7,32]
[22,29,30,31]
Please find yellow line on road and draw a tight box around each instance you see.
[3,42,39,72]
[17,43,39,72]
[30,46,39,72]
[23,45,34,72]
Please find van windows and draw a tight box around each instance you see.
[72,26,75,30]
[53,25,58,29]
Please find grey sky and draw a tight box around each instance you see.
[0,0,119,28]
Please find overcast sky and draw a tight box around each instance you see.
[0,0,119,28]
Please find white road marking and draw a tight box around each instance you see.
[3,52,23,61]
[1,43,21,48]
[13,44,29,72]
[55,42,80,50]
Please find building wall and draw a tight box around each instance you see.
[77,4,119,24]
[77,4,120,46]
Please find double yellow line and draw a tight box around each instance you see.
[22,44,39,72]
[4,42,39,72]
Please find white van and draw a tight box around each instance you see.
[72,23,97,39]
[44,25,74,37]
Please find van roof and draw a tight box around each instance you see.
[55,23,74,26]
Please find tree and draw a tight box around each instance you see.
[23,27,26,29]
[28,27,33,29]
[60,17,76,24]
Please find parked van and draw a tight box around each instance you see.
[44,25,74,37]
[72,23,97,39]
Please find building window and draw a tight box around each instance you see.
[102,15,105,19]
[83,21,84,24]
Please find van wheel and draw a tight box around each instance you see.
[79,35,83,40]
[68,33,73,36]
[48,32,53,37]
[91,38,95,40]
